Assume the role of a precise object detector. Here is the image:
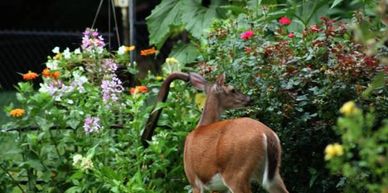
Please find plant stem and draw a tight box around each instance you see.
[0,164,25,193]
[49,129,62,160]
[18,129,35,192]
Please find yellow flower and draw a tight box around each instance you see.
[125,45,135,51]
[165,57,179,65]
[118,45,135,55]
[156,76,163,81]
[9,108,25,118]
[195,93,207,109]
[340,101,360,116]
[53,53,62,60]
[325,143,344,160]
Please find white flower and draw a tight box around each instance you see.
[67,99,74,104]
[46,60,59,70]
[80,157,94,170]
[96,47,104,54]
[72,154,94,170]
[52,46,60,54]
[74,48,81,54]
[72,154,83,166]
[71,71,88,93]
[63,48,71,59]
[117,46,126,55]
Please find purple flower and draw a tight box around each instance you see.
[83,116,101,133]
[81,28,105,51]
[101,76,123,103]
[102,59,118,73]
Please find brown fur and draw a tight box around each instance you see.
[184,118,288,193]
[183,74,289,193]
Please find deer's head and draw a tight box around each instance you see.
[190,73,251,110]
[141,72,251,147]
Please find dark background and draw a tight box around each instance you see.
[0,0,160,90]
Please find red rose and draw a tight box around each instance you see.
[240,30,254,40]
[279,17,292,25]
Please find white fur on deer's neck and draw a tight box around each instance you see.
[197,94,223,126]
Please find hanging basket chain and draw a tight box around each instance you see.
[110,0,121,47]
[91,0,121,48]
[91,0,105,29]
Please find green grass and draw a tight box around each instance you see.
[0,91,18,127]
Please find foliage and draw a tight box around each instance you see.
[198,9,387,193]
[326,102,387,193]
[0,29,200,193]
[1,1,387,193]
[147,0,379,65]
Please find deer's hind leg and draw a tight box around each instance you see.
[221,174,252,193]
[264,173,288,193]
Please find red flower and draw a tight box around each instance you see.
[245,47,252,54]
[240,30,254,40]
[279,17,292,25]
[363,56,378,68]
[310,24,320,32]
[288,32,295,38]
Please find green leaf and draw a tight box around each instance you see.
[362,72,385,98]
[35,116,54,130]
[146,0,184,48]
[218,5,248,16]
[331,0,343,8]
[169,43,200,64]
[23,159,43,171]
[65,186,82,193]
[181,0,224,40]
[17,82,33,93]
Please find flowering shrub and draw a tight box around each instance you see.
[326,102,388,193]
[199,13,387,193]
[0,28,199,193]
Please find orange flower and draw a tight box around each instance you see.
[42,68,60,79]
[22,71,39,81]
[130,86,148,95]
[9,108,25,117]
[51,71,61,79]
[42,68,51,78]
[140,47,157,56]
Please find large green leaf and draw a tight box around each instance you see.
[181,0,225,40]
[146,0,184,49]
[169,42,200,65]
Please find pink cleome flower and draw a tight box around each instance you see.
[279,16,292,25]
[288,32,295,38]
[240,30,254,40]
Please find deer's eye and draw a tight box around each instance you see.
[230,89,236,93]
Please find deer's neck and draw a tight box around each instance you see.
[197,95,223,126]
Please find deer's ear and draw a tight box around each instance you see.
[216,73,225,86]
[189,72,207,91]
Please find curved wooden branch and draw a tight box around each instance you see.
[141,72,190,147]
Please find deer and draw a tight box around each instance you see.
[141,72,289,193]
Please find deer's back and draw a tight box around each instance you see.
[184,117,274,184]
